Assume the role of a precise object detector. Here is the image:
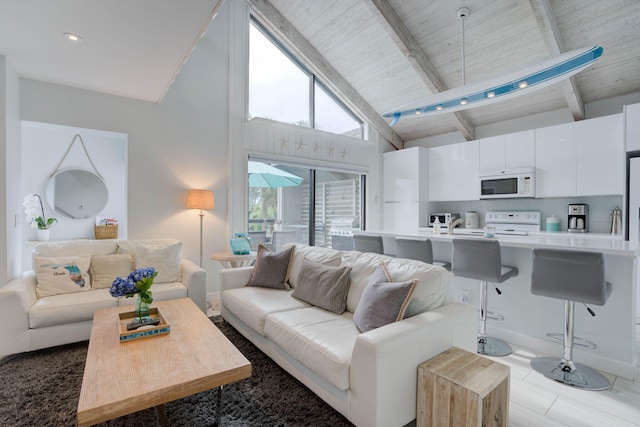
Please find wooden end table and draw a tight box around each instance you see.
[417,346,510,427]
[210,251,257,268]
[77,298,251,426]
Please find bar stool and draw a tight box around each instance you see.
[353,234,384,254]
[530,248,612,390]
[395,238,451,270]
[452,238,518,356]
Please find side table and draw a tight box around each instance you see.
[417,346,510,427]
[210,251,257,268]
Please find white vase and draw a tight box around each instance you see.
[37,229,51,241]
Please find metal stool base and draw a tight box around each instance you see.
[477,336,512,357]
[531,356,610,391]
[546,332,597,349]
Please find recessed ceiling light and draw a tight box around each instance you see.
[487,91,496,98]
[459,98,468,105]
[436,105,443,111]
[518,81,528,89]
[64,32,82,42]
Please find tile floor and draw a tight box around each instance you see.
[208,296,640,426]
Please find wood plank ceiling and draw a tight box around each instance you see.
[255,0,640,146]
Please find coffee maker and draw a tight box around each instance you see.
[568,203,588,233]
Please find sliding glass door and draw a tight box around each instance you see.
[248,158,363,249]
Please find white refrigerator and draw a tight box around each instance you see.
[383,147,429,230]
[625,153,640,322]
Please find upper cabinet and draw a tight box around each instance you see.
[479,130,535,176]
[429,140,479,201]
[534,114,623,198]
[576,114,624,196]
[535,122,577,198]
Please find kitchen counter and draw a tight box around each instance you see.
[354,227,638,379]
[355,228,637,257]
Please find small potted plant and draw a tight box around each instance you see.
[23,194,58,241]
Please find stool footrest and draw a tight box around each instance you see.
[546,332,597,349]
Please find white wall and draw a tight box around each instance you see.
[21,122,127,241]
[17,1,231,293]
[1,57,22,281]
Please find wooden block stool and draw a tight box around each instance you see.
[417,347,510,427]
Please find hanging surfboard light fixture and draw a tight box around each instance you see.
[383,8,603,126]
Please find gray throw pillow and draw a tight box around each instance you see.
[246,244,295,290]
[353,263,417,332]
[292,258,352,314]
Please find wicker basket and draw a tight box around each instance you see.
[95,225,118,240]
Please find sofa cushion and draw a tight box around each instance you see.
[32,240,118,271]
[90,254,134,289]
[134,241,182,284]
[246,244,294,290]
[116,239,182,283]
[265,307,360,391]
[353,263,417,332]
[34,256,92,298]
[292,259,352,314]
[223,287,310,335]
[115,282,187,307]
[284,243,342,288]
[29,288,116,328]
[342,251,450,317]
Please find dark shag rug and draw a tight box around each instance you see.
[0,316,354,427]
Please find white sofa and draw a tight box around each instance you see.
[0,239,206,358]
[220,244,477,427]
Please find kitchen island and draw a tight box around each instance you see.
[355,228,639,379]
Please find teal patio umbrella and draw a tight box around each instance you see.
[248,161,304,188]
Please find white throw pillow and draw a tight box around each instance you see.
[90,254,134,289]
[34,255,92,298]
[134,241,182,283]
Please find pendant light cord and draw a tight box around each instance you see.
[460,10,466,86]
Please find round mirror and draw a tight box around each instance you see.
[45,169,108,219]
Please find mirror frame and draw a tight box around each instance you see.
[45,169,109,220]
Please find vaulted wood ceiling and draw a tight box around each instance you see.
[253,0,640,145]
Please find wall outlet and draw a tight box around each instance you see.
[458,289,470,304]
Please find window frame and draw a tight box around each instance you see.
[249,16,364,139]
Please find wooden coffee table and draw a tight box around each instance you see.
[77,298,251,426]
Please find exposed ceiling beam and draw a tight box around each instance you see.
[528,0,585,120]
[248,0,404,150]
[362,0,475,141]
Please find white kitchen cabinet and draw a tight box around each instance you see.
[535,122,576,198]
[479,130,534,175]
[383,147,428,228]
[429,140,479,201]
[625,103,640,152]
[576,114,624,196]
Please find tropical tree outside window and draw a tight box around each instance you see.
[249,18,363,138]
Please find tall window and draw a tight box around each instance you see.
[249,19,363,138]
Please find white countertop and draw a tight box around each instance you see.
[356,228,639,257]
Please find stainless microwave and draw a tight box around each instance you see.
[480,169,535,199]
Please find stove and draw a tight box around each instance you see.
[485,211,541,235]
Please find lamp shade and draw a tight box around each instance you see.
[186,189,214,210]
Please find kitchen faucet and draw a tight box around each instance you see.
[447,217,463,234]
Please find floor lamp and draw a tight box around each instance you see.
[186,189,215,267]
